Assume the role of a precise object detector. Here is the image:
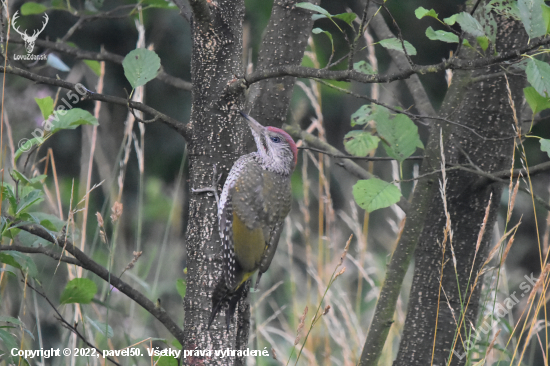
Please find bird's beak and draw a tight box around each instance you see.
[239,111,265,135]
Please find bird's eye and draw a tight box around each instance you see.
[270,136,281,143]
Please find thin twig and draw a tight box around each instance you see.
[24,281,121,366]
[299,146,423,161]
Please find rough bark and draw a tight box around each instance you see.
[182,1,318,364]
[393,10,527,366]
[245,0,319,128]
[182,0,247,363]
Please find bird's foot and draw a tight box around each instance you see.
[191,164,223,207]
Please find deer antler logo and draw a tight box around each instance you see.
[12,11,49,53]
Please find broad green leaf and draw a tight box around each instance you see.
[542,3,550,34]
[176,279,187,299]
[488,0,521,19]
[83,60,101,76]
[351,105,372,126]
[351,104,390,126]
[518,0,547,38]
[344,131,380,157]
[141,0,177,8]
[296,3,331,17]
[123,49,161,88]
[16,189,43,215]
[333,12,357,25]
[85,315,113,338]
[376,114,424,163]
[524,86,550,114]
[353,61,375,75]
[155,356,179,366]
[444,14,458,25]
[477,36,489,51]
[426,27,459,43]
[11,170,46,188]
[49,108,98,133]
[353,178,402,213]
[482,11,498,45]
[378,38,417,56]
[60,278,97,304]
[415,7,438,19]
[456,12,485,37]
[21,2,48,15]
[526,58,550,97]
[35,97,54,120]
[540,138,550,158]
[312,28,334,51]
[0,251,38,278]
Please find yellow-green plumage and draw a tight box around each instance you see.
[208,112,297,330]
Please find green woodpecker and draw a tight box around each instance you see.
[208,111,297,330]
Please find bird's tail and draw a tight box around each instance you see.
[207,279,247,330]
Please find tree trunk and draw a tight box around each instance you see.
[182,1,316,364]
[394,9,527,366]
[182,0,247,363]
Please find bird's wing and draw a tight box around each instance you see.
[255,172,292,288]
[219,156,264,290]
[254,221,284,289]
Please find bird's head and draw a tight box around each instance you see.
[239,111,298,175]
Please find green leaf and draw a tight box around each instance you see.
[353,178,402,213]
[444,14,458,25]
[60,278,97,304]
[123,49,161,88]
[333,12,357,25]
[21,2,48,15]
[526,58,550,97]
[542,3,550,34]
[83,60,101,76]
[426,27,459,43]
[415,7,438,19]
[477,36,489,51]
[0,251,38,278]
[1,184,17,214]
[155,355,179,366]
[0,328,20,365]
[11,170,46,188]
[176,279,186,300]
[14,137,44,163]
[456,12,485,37]
[378,38,417,56]
[344,131,380,157]
[49,108,98,133]
[351,104,390,126]
[296,2,331,17]
[524,86,550,114]
[141,0,177,8]
[353,61,375,75]
[0,316,23,326]
[376,114,424,163]
[540,138,550,158]
[85,315,113,338]
[16,190,43,215]
[35,97,54,120]
[351,105,372,126]
[312,28,334,51]
[518,0,547,38]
